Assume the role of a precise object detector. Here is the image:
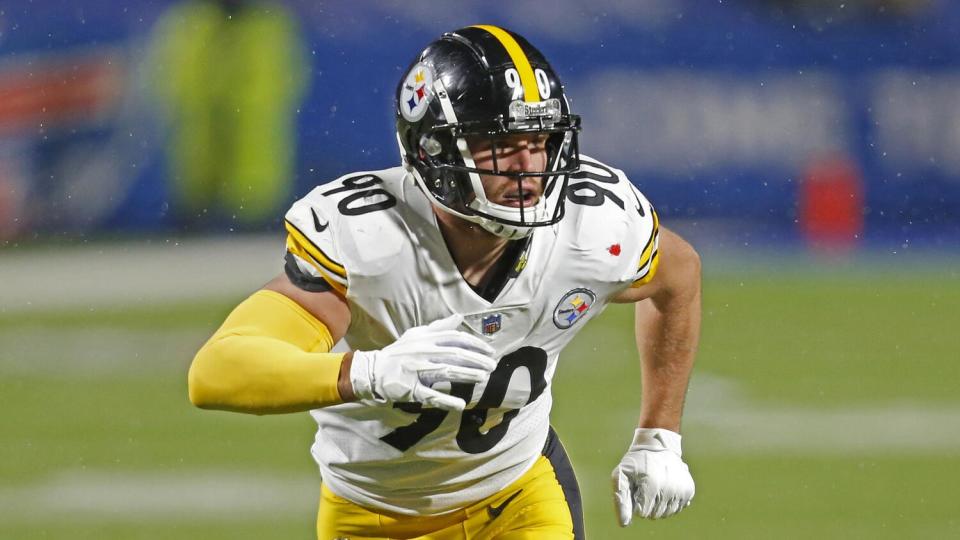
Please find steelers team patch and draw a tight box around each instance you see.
[399,62,434,122]
[552,288,596,329]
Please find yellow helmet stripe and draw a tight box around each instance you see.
[472,24,539,103]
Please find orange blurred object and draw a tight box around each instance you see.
[798,154,865,253]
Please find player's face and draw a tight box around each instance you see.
[468,133,548,208]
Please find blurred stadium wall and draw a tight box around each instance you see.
[0,0,957,250]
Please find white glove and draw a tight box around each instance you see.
[612,428,695,525]
[349,314,496,411]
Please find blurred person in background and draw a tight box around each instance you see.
[148,0,307,228]
[188,25,700,539]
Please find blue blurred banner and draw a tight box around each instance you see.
[1,0,958,246]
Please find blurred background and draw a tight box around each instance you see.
[1,0,958,538]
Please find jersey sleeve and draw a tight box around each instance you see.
[627,184,660,288]
[283,195,348,295]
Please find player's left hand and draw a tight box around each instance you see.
[611,428,695,525]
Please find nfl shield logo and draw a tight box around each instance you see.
[481,314,502,335]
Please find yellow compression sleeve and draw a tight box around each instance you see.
[188,289,346,414]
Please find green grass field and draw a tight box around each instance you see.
[1,249,958,539]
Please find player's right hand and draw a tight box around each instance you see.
[349,314,497,411]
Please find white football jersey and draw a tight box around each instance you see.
[283,155,659,516]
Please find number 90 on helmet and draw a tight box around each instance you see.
[395,25,582,239]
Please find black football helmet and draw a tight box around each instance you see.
[396,25,581,239]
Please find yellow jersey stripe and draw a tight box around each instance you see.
[631,250,660,287]
[284,221,347,279]
[472,24,539,103]
[286,238,347,288]
[286,239,348,295]
[636,208,660,272]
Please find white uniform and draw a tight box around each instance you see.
[283,155,660,516]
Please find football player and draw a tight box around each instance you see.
[189,25,699,539]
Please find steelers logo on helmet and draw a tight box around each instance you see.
[399,63,435,122]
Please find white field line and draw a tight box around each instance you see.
[0,326,209,377]
[2,235,956,314]
[0,471,318,522]
[0,372,957,522]
[0,235,282,313]
[2,325,958,456]
[682,374,960,455]
[0,324,346,377]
